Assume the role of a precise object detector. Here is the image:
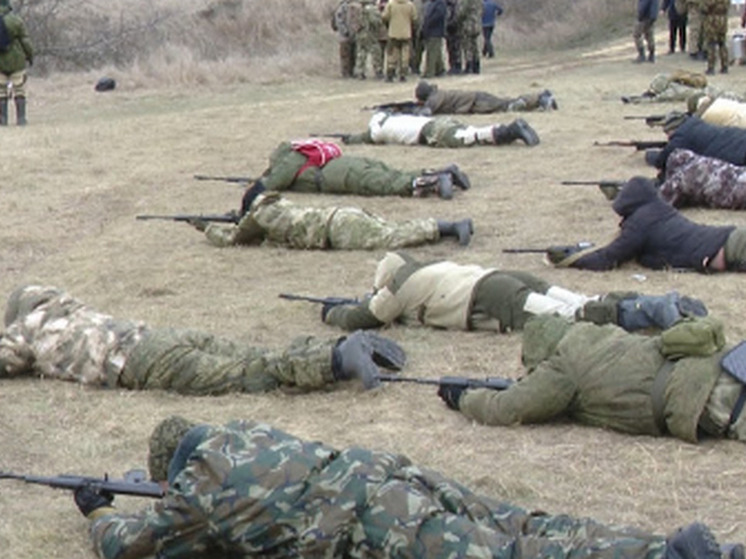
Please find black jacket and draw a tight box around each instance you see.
[656,116,746,172]
[422,0,446,38]
[572,177,734,271]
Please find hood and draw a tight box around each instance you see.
[611,176,659,218]
[4,285,64,326]
[415,80,436,101]
[521,314,573,372]
[373,252,417,290]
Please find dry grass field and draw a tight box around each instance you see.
[3,18,746,558]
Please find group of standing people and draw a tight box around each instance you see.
[636,0,735,75]
[331,0,503,81]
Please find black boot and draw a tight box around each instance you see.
[414,173,454,199]
[472,57,480,74]
[332,331,406,389]
[648,47,655,63]
[425,164,470,190]
[492,119,540,146]
[0,98,7,126]
[634,46,646,63]
[15,96,26,126]
[664,523,721,559]
[437,218,474,246]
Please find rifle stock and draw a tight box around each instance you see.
[593,140,667,150]
[361,100,424,114]
[309,132,350,140]
[502,241,594,254]
[279,293,358,306]
[377,374,514,391]
[0,469,164,498]
[623,115,666,126]
[560,180,624,187]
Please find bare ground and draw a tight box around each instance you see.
[2,30,746,558]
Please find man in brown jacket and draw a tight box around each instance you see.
[382,0,417,81]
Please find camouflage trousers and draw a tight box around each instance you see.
[358,461,667,558]
[460,32,481,67]
[699,372,746,441]
[703,14,728,71]
[385,38,411,79]
[420,118,485,147]
[633,19,656,53]
[354,35,383,78]
[0,70,28,99]
[327,208,438,250]
[688,8,704,53]
[118,329,336,395]
[662,148,746,209]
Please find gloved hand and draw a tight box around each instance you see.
[546,243,591,265]
[437,383,468,411]
[74,485,114,517]
[187,218,208,232]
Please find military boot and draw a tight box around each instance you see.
[648,47,655,63]
[424,164,471,190]
[471,57,480,74]
[413,173,454,199]
[0,98,7,126]
[492,119,540,146]
[664,522,721,559]
[15,96,26,126]
[437,218,473,246]
[634,46,646,63]
[332,331,406,389]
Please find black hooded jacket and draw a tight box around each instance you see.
[572,177,734,271]
[655,116,746,172]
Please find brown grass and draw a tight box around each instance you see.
[3,19,746,558]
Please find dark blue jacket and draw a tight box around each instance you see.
[422,0,447,38]
[661,0,684,19]
[638,0,660,21]
[656,116,746,172]
[572,177,734,272]
[482,0,503,27]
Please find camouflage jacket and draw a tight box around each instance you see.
[0,286,146,386]
[89,420,668,559]
[455,0,482,35]
[0,7,33,75]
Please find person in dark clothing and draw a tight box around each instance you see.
[481,0,503,58]
[662,0,687,54]
[551,176,746,273]
[653,114,746,174]
[421,0,446,78]
[634,0,660,62]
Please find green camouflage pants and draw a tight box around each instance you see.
[471,271,552,332]
[703,13,728,71]
[327,208,439,250]
[355,34,383,77]
[633,19,656,54]
[118,329,336,395]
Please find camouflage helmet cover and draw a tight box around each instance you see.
[4,285,63,327]
[148,416,197,482]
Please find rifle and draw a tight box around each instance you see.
[560,180,624,188]
[309,133,351,140]
[136,213,239,224]
[0,469,164,499]
[361,100,424,114]
[593,140,667,150]
[193,174,254,184]
[377,373,514,391]
[279,293,359,306]
[502,241,595,254]
[623,115,666,126]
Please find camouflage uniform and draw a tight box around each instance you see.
[88,418,670,559]
[203,192,440,250]
[456,0,482,73]
[661,148,746,209]
[459,314,746,445]
[701,0,729,74]
[0,285,337,395]
[354,0,385,79]
[331,0,357,78]
[445,0,462,72]
[686,0,705,56]
[0,1,33,125]
[621,70,737,104]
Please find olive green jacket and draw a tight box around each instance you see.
[0,7,33,75]
[460,316,723,443]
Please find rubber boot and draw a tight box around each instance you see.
[472,57,480,74]
[437,218,473,246]
[492,119,540,146]
[332,331,380,389]
[15,96,26,126]
[664,522,721,559]
[425,164,471,190]
[647,47,655,63]
[0,98,7,126]
[413,173,453,199]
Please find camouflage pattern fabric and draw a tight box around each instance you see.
[702,0,728,70]
[456,0,481,65]
[420,116,477,146]
[686,0,704,54]
[700,372,746,441]
[354,2,384,77]
[0,285,146,387]
[204,193,440,250]
[119,330,336,395]
[89,420,669,559]
[662,148,746,209]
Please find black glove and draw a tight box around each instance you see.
[74,485,114,517]
[438,383,467,411]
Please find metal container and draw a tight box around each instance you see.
[731,33,745,63]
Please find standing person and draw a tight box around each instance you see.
[0,285,407,393]
[331,0,357,78]
[481,0,503,58]
[74,415,735,559]
[634,0,660,63]
[382,0,417,82]
[421,0,447,77]
[686,0,705,59]
[662,0,688,54]
[410,0,426,74]
[0,0,33,126]
[354,0,385,80]
[456,0,482,73]
[445,0,462,74]
[701,0,729,74]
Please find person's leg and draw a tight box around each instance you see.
[326,208,442,250]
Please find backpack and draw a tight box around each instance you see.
[290,139,343,178]
[0,17,11,53]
